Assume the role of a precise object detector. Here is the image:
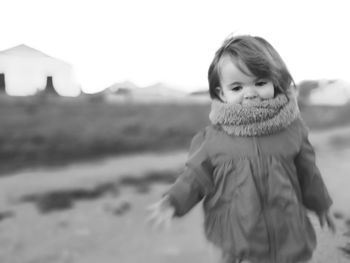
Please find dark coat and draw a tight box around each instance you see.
[166,117,332,263]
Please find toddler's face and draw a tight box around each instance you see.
[217,55,274,105]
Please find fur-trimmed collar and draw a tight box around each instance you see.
[209,93,300,136]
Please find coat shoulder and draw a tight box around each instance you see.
[289,116,310,138]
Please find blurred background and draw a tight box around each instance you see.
[1,0,350,262]
[1,79,350,175]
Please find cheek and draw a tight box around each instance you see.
[224,91,243,104]
[260,83,275,99]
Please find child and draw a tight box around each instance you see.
[148,35,335,263]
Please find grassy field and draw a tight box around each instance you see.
[0,95,210,174]
[1,94,350,175]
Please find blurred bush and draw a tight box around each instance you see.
[297,80,319,107]
[1,94,350,175]
[0,96,210,174]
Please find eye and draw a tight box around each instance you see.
[231,86,242,91]
[255,81,268,87]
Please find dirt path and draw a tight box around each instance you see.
[0,127,350,262]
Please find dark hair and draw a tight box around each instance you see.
[208,35,295,100]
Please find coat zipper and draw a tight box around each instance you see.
[254,137,276,263]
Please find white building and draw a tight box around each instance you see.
[0,44,80,96]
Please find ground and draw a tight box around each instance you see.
[0,128,350,263]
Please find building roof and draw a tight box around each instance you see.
[0,44,51,58]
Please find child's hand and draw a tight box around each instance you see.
[146,195,175,230]
[316,209,336,233]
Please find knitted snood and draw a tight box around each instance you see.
[209,93,300,136]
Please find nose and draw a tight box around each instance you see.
[243,86,258,100]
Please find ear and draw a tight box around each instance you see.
[216,86,225,102]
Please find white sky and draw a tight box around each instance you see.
[1,0,350,96]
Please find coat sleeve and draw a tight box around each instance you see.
[294,120,332,213]
[166,129,214,217]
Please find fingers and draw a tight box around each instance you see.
[145,200,174,231]
[318,211,337,234]
[146,204,163,227]
[145,202,159,212]
[318,214,325,228]
[147,210,172,230]
[326,214,336,234]
[145,199,164,211]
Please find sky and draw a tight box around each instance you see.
[1,0,350,96]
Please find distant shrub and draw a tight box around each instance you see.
[1,95,350,175]
[300,103,350,129]
[0,97,210,174]
[297,80,319,107]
